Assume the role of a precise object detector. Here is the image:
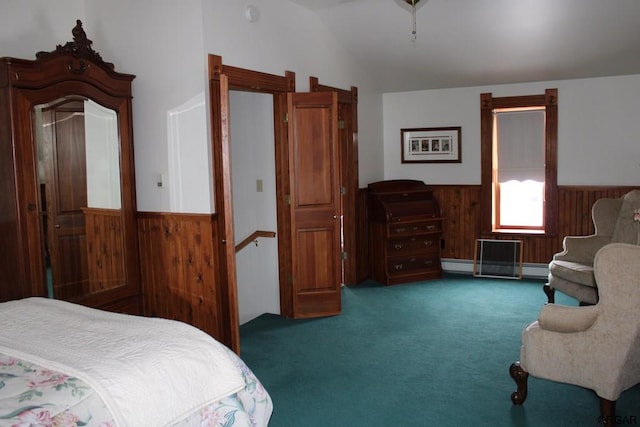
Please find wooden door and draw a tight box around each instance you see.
[209,71,241,352]
[40,102,89,300]
[287,92,341,317]
[309,78,359,285]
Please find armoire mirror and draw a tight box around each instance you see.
[0,20,141,313]
[34,96,123,300]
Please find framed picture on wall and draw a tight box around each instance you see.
[401,126,461,163]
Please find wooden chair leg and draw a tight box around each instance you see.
[509,362,529,405]
[543,284,555,303]
[599,397,616,426]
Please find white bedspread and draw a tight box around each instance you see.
[0,297,245,426]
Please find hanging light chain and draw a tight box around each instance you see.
[412,2,417,41]
[404,0,421,42]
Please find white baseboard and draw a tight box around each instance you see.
[441,258,549,280]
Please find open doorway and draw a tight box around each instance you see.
[207,54,358,351]
[229,91,280,324]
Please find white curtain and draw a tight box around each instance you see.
[495,110,545,182]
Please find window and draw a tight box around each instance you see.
[494,107,545,230]
[480,89,558,236]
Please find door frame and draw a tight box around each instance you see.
[309,77,359,285]
[207,55,359,351]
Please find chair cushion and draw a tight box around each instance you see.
[538,304,599,333]
[549,260,596,288]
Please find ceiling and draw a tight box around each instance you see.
[287,0,640,92]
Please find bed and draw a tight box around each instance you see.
[0,297,272,426]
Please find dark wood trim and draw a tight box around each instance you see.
[310,76,356,104]
[209,54,295,93]
[480,93,493,235]
[480,89,558,236]
[274,92,293,318]
[544,88,559,236]
[208,68,240,352]
[137,211,217,221]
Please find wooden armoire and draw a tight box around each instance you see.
[0,20,141,313]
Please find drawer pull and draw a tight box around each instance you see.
[426,225,436,231]
[424,260,433,266]
[424,240,433,246]
[394,244,403,250]
[395,227,405,233]
[394,264,404,270]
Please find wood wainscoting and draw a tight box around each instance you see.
[357,185,637,280]
[84,208,124,294]
[137,212,224,341]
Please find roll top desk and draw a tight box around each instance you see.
[368,180,443,285]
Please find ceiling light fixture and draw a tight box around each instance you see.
[404,0,421,42]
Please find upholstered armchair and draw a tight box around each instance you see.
[510,243,640,424]
[544,189,640,305]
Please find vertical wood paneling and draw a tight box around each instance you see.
[357,185,637,280]
[84,208,124,294]
[432,186,482,261]
[137,212,221,340]
[440,185,635,264]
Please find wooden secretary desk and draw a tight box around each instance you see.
[368,180,444,285]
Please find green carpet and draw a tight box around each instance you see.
[239,274,640,426]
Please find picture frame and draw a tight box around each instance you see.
[401,126,461,163]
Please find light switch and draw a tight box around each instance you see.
[256,179,263,192]
[156,174,165,188]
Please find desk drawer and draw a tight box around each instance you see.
[387,256,439,275]
[387,235,439,254]
[389,221,440,236]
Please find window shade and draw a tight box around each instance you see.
[495,110,545,182]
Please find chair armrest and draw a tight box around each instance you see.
[538,304,600,333]
[553,235,610,264]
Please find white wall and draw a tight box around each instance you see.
[0,1,82,59]
[167,92,211,213]
[383,75,640,185]
[200,0,384,188]
[85,0,211,212]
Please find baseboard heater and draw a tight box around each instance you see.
[473,239,523,280]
